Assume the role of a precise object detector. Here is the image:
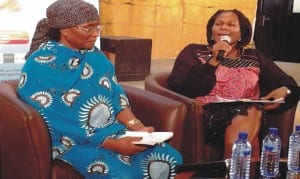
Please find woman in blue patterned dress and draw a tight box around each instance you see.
[17,0,182,178]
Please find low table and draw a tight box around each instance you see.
[175,158,299,179]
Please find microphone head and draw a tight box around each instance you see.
[220,35,231,43]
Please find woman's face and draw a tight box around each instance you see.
[211,12,241,47]
[59,21,100,50]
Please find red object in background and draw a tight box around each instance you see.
[0,30,29,44]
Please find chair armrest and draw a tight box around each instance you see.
[145,72,206,163]
[52,159,83,179]
[122,85,187,152]
[0,81,51,179]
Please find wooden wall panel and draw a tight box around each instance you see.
[100,0,257,59]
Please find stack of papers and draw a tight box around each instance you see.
[212,95,285,104]
[120,131,173,145]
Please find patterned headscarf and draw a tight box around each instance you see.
[25,0,99,58]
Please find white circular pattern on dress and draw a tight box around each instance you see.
[119,94,129,108]
[18,72,27,88]
[81,63,93,79]
[79,95,114,136]
[89,103,110,128]
[62,89,80,106]
[118,154,131,165]
[34,55,56,63]
[87,161,109,174]
[112,74,117,84]
[68,58,80,69]
[52,147,63,159]
[60,136,75,148]
[99,77,110,89]
[141,152,177,179]
[31,91,53,108]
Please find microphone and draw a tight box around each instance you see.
[216,35,231,61]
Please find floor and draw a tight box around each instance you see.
[120,59,300,130]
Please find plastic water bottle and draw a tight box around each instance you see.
[260,127,281,177]
[229,132,252,179]
[288,125,300,172]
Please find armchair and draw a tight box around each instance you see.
[145,72,298,163]
[0,80,186,179]
[145,72,206,163]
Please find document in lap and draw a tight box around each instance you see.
[211,95,285,104]
[120,131,173,145]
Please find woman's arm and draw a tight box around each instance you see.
[168,44,217,98]
[116,108,154,132]
[101,135,148,155]
[101,108,155,155]
[168,44,202,91]
[258,50,299,111]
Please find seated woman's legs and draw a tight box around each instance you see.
[223,106,262,159]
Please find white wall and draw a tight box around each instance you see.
[0,0,99,81]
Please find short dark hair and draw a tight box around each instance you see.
[206,9,252,47]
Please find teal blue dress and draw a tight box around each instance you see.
[17,41,182,178]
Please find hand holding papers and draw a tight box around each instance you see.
[120,131,173,145]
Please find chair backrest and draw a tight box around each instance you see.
[0,80,52,179]
[145,72,206,163]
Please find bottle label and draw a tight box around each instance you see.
[264,144,279,152]
[242,149,251,157]
[295,143,300,150]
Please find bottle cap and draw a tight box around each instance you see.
[238,132,248,140]
[269,127,278,134]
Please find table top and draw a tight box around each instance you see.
[175,158,300,179]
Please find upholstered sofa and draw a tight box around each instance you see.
[145,72,298,163]
[0,80,187,179]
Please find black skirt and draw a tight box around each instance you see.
[202,102,264,147]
